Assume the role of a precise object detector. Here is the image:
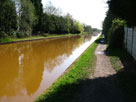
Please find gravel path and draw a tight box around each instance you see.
[72,38,125,102]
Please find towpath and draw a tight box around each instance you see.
[72,38,125,102]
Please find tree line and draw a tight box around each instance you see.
[102,0,136,48]
[0,0,96,39]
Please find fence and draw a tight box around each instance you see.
[124,27,136,60]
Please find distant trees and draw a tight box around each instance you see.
[41,13,84,34]
[0,0,93,39]
[40,3,84,34]
[84,25,93,34]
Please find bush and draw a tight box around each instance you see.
[8,29,17,38]
[108,18,126,48]
[0,31,9,38]
[16,32,25,38]
[24,31,31,37]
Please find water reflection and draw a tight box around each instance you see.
[0,34,98,102]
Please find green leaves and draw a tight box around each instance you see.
[0,0,17,33]
[109,0,136,26]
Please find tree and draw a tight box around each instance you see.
[73,21,84,34]
[84,25,93,34]
[31,0,43,33]
[64,13,72,33]
[108,18,126,48]
[108,0,136,26]
[44,2,62,16]
[102,10,116,41]
[0,0,17,33]
[19,0,36,37]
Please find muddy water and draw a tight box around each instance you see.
[0,34,99,102]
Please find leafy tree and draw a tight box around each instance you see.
[19,0,36,37]
[108,18,126,48]
[102,10,116,41]
[44,2,62,16]
[84,25,93,34]
[108,0,136,26]
[0,0,17,33]
[73,21,84,34]
[31,0,43,33]
[65,13,72,33]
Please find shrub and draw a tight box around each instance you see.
[0,31,9,38]
[8,29,17,38]
[108,18,126,48]
[16,32,25,38]
[24,31,32,37]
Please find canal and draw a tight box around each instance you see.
[0,34,100,102]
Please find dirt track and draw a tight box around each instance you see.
[72,38,125,102]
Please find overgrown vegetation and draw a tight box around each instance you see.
[35,36,101,102]
[108,0,136,26]
[107,47,136,102]
[102,0,136,48]
[102,11,126,48]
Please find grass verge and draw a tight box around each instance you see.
[0,34,78,44]
[107,47,136,102]
[35,36,101,102]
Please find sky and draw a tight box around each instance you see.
[42,0,108,29]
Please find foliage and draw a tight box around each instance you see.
[31,0,43,33]
[102,6,126,48]
[0,0,93,39]
[0,0,17,33]
[44,2,62,16]
[108,0,136,26]
[108,18,126,48]
[0,31,8,38]
[102,10,115,41]
[8,29,17,38]
[73,21,84,34]
[92,28,101,34]
[41,12,84,34]
[19,0,36,36]
[84,25,93,34]
[16,32,25,38]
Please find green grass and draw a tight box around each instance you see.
[35,37,101,102]
[107,47,136,102]
[0,34,79,43]
[0,37,13,43]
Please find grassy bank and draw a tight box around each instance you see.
[35,37,101,102]
[0,34,77,44]
[107,47,136,102]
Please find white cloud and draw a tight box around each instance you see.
[42,0,108,29]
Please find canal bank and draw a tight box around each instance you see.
[0,34,80,45]
[35,35,101,102]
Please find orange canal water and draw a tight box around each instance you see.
[0,35,99,102]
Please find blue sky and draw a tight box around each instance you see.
[42,0,108,29]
